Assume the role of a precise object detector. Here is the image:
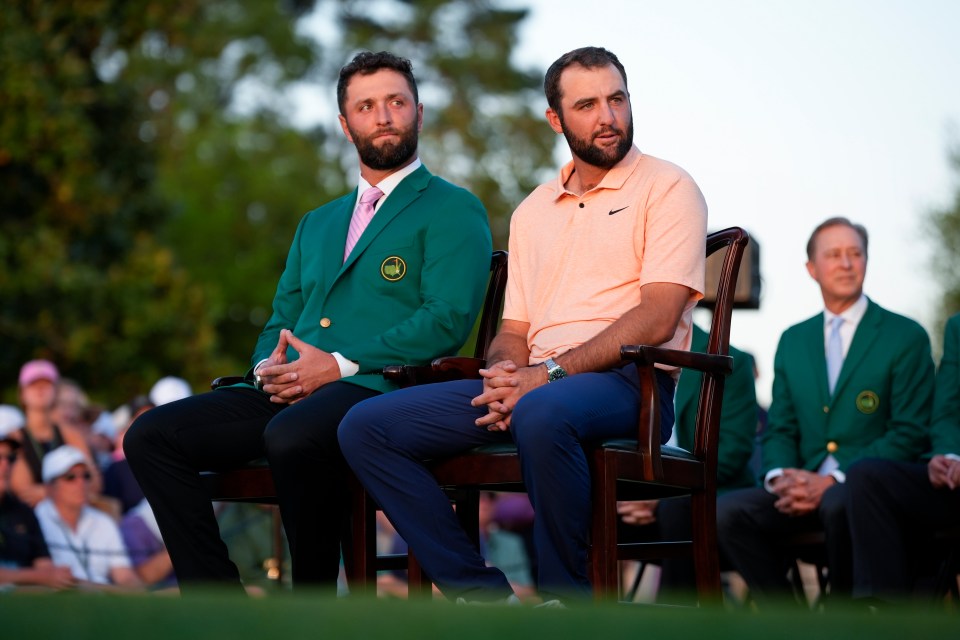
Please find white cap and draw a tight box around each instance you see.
[0,405,26,444]
[91,410,119,439]
[149,376,192,406]
[42,445,89,483]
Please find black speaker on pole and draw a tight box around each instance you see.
[701,230,761,310]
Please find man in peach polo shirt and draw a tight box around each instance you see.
[340,46,707,605]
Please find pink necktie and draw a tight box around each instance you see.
[343,186,383,262]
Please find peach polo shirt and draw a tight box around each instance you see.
[502,146,707,376]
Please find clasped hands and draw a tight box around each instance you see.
[928,455,960,490]
[256,329,340,404]
[770,468,836,516]
[470,360,547,431]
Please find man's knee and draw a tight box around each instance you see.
[337,401,381,461]
[818,482,849,529]
[264,410,340,464]
[716,488,756,536]
[845,458,889,494]
[122,409,163,463]
[511,398,571,454]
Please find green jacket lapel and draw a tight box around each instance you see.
[798,313,831,406]
[323,194,356,293]
[832,299,882,402]
[338,165,431,276]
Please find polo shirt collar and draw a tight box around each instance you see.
[553,145,643,201]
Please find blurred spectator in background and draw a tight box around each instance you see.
[0,406,75,590]
[51,379,113,469]
[103,396,156,515]
[34,445,140,589]
[148,377,193,407]
[50,379,89,434]
[120,498,175,590]
[103,378,191,515]
[11,360,101,506]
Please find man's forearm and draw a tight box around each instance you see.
[485,331,531,367]
[558,286,687,375]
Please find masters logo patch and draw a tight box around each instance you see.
[855,390,879,414]
[380,256,407,282]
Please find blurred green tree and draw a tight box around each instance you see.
[0,0,552,406]
[0,1,324,404]
[927,139,960,348]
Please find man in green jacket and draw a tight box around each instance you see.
[717,217,935,605]
[125,51,491,593]
[845,313,960,603]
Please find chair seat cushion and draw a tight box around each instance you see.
[599,439,697,462]
[453,440,696,461]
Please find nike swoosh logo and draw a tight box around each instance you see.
[608,207,628,215]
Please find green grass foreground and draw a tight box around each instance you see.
[2,591,958,640]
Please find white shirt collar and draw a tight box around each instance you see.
[824,294,868,326]
[356,158,422,210]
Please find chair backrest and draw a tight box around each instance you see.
[473,250,509,359]
[695,227,750,464]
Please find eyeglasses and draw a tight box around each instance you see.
[61,471,93,482]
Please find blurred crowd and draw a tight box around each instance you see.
[0,359,192,592]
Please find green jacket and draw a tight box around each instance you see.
[244,165,492,394]
[762,299,934,474]
[929,313,960,455]
[674,324,758,492]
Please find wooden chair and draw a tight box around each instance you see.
[379,227,749,603]
[199,250,508,591]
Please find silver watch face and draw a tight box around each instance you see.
[546,358,567,382]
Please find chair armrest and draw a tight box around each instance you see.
[616,345,731,482]
[383,357,487,388]
[620,345,732,376]
[211,376,245,390]
[430,356,486,380]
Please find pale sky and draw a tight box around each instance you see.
[510,0,960,404]
[296,0,960,405]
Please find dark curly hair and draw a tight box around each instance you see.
[337,51,418,115]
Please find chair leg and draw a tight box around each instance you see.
[344,473,377,596]
[407,550,430,598]
[690,491,722,603]
[589,453,619,600]
[270,506,284,583]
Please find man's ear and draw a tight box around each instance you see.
[546,108,563,134]
[338,114,353,142]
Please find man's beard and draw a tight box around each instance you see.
[560,117,634,169]
[350,122,419,170]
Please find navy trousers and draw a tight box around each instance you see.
[338,365,674,601]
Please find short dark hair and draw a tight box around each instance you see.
[543,46,628,114]
[337,51,418,115]
[806,217,869,260]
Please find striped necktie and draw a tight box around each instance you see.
[344,186,384,262]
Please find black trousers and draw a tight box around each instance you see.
[847,457,960,601]
[124,382,378,592]
[717,483,852,604]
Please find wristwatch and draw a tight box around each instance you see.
[544,358,568,383]
[253,362,266,391]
